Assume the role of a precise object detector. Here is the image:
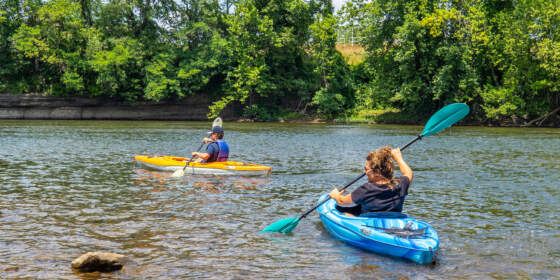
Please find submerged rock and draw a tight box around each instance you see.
[71,252,126,272]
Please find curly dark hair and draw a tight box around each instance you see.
[366,146,398,189]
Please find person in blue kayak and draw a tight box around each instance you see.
[329,146,413,216]
[191,125,230,163]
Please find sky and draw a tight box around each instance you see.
[332,0,347,11]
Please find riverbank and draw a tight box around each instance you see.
[0,94,237,121]
[1,94,558,127]
[332,108,560,127]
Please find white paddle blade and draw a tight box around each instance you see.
[171,169,185,177]
[212,117,222,128]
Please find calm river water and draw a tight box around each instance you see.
[0,120,558,279]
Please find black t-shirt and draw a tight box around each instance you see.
[350,176,410,214]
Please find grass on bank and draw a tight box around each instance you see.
[239,107,427,124]
[336,108,422,124]
[336,44,366,65]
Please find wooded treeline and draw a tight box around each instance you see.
[1,0,559,125]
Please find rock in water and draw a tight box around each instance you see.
[71,252,126,272]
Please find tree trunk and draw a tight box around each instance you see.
[523,106,560,127]
[79,0,92,26]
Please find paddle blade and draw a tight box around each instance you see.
[213,117,223,128]
[171,169,184,177]
[422,103,470,136]
[261,217,300,233]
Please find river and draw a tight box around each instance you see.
[0,120,558,279]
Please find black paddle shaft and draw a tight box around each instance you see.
[183,141,205,171]
[400,134,423,151]
[299,173,365,219]
[298,134,423,220]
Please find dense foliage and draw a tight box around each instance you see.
[1,0,558,124]
[339,0,560,124]
[0,0,349,120]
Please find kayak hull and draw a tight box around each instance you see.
[133,155,271,176]
[317,194,438,264]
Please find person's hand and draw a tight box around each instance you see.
[391,148,402,160]
[364,160,372,174]
[202,137,212,143]
[192,152,198,157]
[329,188,344,200]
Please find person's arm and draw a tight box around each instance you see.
[391,148,413,182]
[192,143,215,161]
[329,188,354,204]
[192,151,210,160]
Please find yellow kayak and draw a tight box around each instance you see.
[133,155,271,176]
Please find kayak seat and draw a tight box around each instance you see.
[360,212,408,219]
[380,227,427,239]
[364,221,428,239]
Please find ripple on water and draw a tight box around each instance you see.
[0,121,558,279]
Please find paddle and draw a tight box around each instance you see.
[262,103,470,233]
[171,117,223,178]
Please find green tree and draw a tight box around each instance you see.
[10,0,94,94]
[310,11,353,119]
[353,1,478,116]
[1,0,35,93]
[460,0,559,123]
[208,0,320,120]
[343,0,558,124]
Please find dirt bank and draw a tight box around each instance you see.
[0,94,237,120]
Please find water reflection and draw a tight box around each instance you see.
[133,168,270,192]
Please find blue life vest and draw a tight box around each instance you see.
[216,139,229,162]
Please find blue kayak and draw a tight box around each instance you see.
[317,194,439,264]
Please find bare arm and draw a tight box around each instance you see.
[391,148,413,182]
[329,188,354,205]
[192,152,210,160]
[192,140,214,160]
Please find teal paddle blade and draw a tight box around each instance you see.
[422,103,470,136]
[261,217,300,233]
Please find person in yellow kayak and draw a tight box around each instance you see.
[192,125,230,163]
[329,146,413,216]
